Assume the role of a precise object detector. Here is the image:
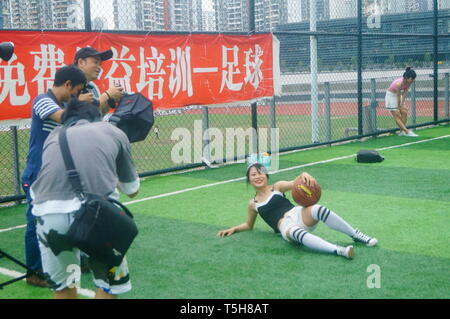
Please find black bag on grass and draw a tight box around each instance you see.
[356,150,384,163]
[59,126,138,268]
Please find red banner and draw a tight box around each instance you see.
[0,31,277,121]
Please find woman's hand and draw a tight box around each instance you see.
[298,172,317,187]
[217,228,236,237]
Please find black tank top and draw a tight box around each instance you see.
[254,190,295,233]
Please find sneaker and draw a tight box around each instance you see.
[26,274,48,288]
[397,131,406,136]
[405,130,418,137]
[352,229,378,246]
[336,245,354,259]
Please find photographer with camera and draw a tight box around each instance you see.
[74,47,124,116]
[21,65,87,287]
[29,99,140,299]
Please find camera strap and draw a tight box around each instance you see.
[58,125,86,201]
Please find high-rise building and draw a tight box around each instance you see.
[300,0,330,21]
[170,0,203,31]
[363,0,390,16]
[404,0,428,12]
[254,0,288,31]
[113,0,203,32]
[386,0,428,14]
[141,0,169,31]
[329,0,356,19]
[214,0,250,32]
[2,0,83,29]
[113,0,138,30]
[202,10,216,31]
[0,1,3,29]
[214,0,288,32]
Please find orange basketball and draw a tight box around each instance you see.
[291,176,321,207]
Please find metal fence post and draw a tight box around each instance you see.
[10,126,22,198]
[202,106,211,162]
[270,97,277,152]
[445,73,449,119]
[249,0,258,155]
[251,103,258,154]
[357,0,363,136]
[370,78,377,133]
[84,0,92,31]
[433,0,439,123]
[324,82,331,141]
[411,81,416,126]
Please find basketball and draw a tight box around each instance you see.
[291,176,321,207]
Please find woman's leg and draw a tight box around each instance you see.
[390,109,409,133]
[400,106,408,127]
[286,226,353,259]
[306,204,378,246]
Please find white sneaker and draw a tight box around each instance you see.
[336,245,354,259]
[397,131,406,136]
[352,229,378,247]
[405,130,418,137]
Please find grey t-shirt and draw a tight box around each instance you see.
[31,120,138,206]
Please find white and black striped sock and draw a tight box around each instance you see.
[288,226,338,255]
[311,205,356,237]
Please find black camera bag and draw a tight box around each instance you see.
[109,93,154,143]
[59,126,138,268]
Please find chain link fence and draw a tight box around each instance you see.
[1,0,450,202]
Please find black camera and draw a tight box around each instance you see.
[0,42,14,61]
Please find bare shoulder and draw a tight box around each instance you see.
[248,198,256,211]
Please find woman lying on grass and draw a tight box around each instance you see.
[217,163,378,259]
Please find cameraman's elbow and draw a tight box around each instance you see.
[127,190,139,198]
[118,179,140,197]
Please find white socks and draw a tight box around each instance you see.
[288,226,338,254]
[311,204,356,237]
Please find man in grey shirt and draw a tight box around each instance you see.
[30,99,140,299]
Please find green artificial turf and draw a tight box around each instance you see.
[1,124,449,299]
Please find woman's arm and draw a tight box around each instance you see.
[217,200,258,237]
[274,172,317,193]
[401,89,409,107]
[396,89,403,108]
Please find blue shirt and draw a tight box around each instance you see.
[22,90,62,184]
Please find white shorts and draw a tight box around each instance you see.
[278,206,318,241]
[36,212,131,294]
[385,90,399,110]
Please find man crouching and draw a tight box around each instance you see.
[30,99,140,299]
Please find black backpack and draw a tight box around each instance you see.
[109,93,154,143]
[356,150,385,163]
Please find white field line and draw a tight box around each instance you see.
[123,134,450,206]
[0,224,26,233]
[1,134,449,229]
[0,267,95,298]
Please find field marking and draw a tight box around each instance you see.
[123,134,450,206]
[0,267,95,298]
[1,134,448,230]
[0,224,26,233]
